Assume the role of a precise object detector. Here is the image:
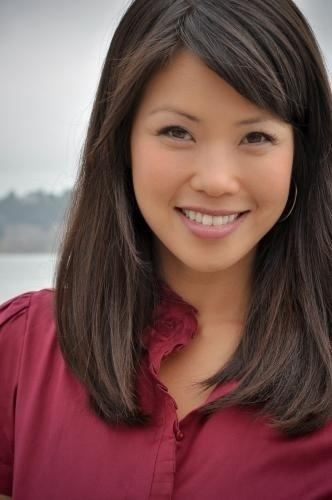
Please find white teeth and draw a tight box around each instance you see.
[182,209,239,226]
[196,212,203,223]
[213,216,223,226]
[202,214,213,225]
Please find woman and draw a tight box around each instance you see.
[1,0,331,498]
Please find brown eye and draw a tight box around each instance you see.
[243,132,276,145]
[158,126,192,141]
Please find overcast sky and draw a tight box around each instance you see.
[1,0,331,197]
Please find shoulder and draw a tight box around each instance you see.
[0,290,32,328]
[0,289,56,495]
[0,288,55,330]
[0,288,56,364]
[0,288,54,316]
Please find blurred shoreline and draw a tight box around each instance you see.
[0,189,71,253]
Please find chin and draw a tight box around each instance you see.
[174,252,246,274]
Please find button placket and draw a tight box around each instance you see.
[173,420,184,441]
[176,430,184,441]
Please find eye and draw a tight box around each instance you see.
[157,125,193,141]
[242,131,277,145]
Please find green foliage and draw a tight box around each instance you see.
[0,189,72,229]
[0,189,73,252]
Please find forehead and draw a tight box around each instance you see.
[139,49,230,105]
[134,49,283,125]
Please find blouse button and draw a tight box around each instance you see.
[175,430,184,441]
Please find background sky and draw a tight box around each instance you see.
[1,0,331,197]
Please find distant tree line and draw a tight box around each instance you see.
[0,189,72,253]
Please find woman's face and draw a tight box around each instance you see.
[130,49,294,276]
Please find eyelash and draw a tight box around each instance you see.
[157,125,278,145]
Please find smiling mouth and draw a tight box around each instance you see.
[176,207,249,227]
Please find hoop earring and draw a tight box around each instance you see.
[278,180,298,223]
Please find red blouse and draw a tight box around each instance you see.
[1,283,332,499]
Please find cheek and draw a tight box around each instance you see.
[250,147,294,207]
[131,138,183,203]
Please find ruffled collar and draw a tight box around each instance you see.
[139,279,240,405]
[142,279,199,374]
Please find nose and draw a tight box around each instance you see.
[189,147,241,197]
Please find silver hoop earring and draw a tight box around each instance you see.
[278,181,298,223]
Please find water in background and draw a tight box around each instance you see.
[0,253,57,304]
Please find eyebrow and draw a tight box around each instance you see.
[148,106,276,125]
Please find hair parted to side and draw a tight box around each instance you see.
[54,0,332,436]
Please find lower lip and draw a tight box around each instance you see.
[176,209,249,240]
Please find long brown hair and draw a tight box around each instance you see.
[54,0,332,436]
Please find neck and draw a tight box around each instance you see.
[156,248,255,330]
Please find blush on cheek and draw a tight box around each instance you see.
[133,166,165,197]
[260,149,293,196]
[134,145,183,194]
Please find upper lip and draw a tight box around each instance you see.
[177,206,248,216]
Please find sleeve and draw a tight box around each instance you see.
[0,292,32,496]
